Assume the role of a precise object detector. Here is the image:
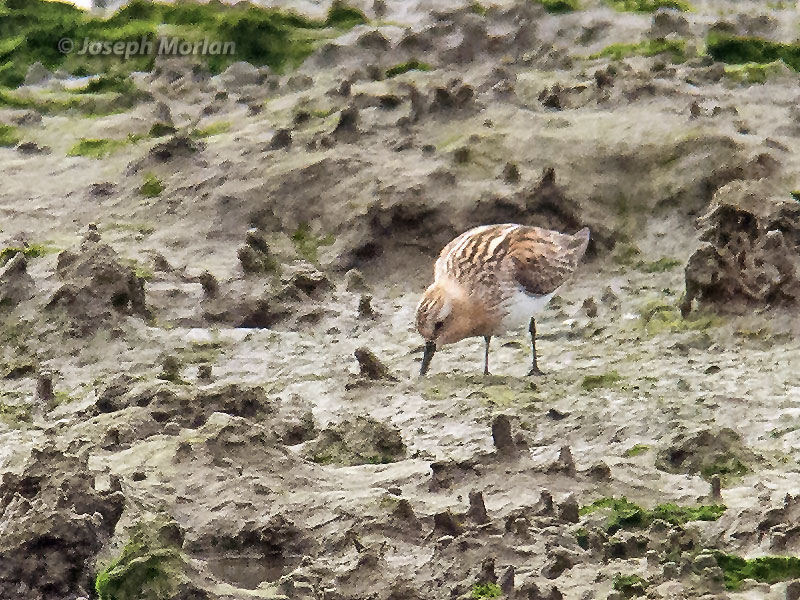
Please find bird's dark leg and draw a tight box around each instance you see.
[483,335,491,376]
[527,317,544,376]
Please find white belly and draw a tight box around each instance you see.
[499,289,556,332]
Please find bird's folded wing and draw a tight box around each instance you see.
[507,230,585,296]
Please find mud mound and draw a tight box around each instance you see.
[656,427,757,483]
[183,513,312,589]
[127,135,207,175]
[202,261,331,329]
[95,380,275,430]
[45,239,149,333]
[0,444,125,600]
[681,181,800,314]
[304,415,406,466]
[0,252,34,307]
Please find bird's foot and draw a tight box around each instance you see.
[527,366,545,377]
[484,369,491,376]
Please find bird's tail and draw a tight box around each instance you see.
[569,227,591,258]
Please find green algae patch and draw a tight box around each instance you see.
[533,0,580,12]
[95,515,186,600]
[0,86,136,115]
[639,257,681,273]
[613,573,649,597]
[581,371,622,391]
[707,34,800,72]
[580,497,726,534]
[148,123,177,138]
[0,0,367,89]
[612,242,641,266]
[325,0,369,28]
[638,300,722,336]
[605,0,690,11]
[580,497,648,532]
[469,2,488,15]
[713,553,800,590]
[140,173,164,197]
[575,526,589,549]
[385,59,433,78]
[650,503,727,525]
[0,123,20,147]
[471,582,502,598]
[304,415,406,466]
[590,39,687,62]
[67,137,128,158]
[724,60,788,84]
[698,457,750,482]
[656,427,754,485]
[190,121,230,139]
[0,399,33,427]
[623,444,650,458]
[0,243,57,265]
[291,223,334,263]
[74,72,139,95]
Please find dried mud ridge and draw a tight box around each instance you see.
[3,0,800,597]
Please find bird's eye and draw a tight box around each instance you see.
[433,320,444,332]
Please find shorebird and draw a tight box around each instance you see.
[416,224,590,376]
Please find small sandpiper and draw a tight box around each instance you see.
[416,224,590,376]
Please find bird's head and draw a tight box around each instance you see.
[415,279,473,375]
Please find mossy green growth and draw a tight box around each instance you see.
[190,121,230,138]
[575,526,589,549]
[713,553,800,590]
[581,371,622,391]
[532,0,580,12]
[95,514,185,600]
[638,299,721,335]
[304,415,406,466]
[698,457,750,482]
[612,242,641,266]
[0,122,19,146]
[707,34,800,72]
[580,497,647,532]
[133,265,154,281]
[579,497,726,534]
[613,573,649,597]
[53,389,75,406]
[590,38,687,62]
[724,60,787,84]
[140,173,164,197]
[0,242,57,265]
[0,400,33,427]
[639,257,681,273]
[385,59,433,78]
[604,0,690,11]
[0,0,366,89]
[291,223,334,263]
[623,443,650,457]
[181,340,224,364]
[148,123,177,137]
[74,72,138,95]
[469,1,488,15]
[0,87,134,115]
[471,583,502,599]
[67,137,127,158]
[649,502,727,525]
[326,0,369,28]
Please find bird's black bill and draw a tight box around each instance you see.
[420,341,436,376]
